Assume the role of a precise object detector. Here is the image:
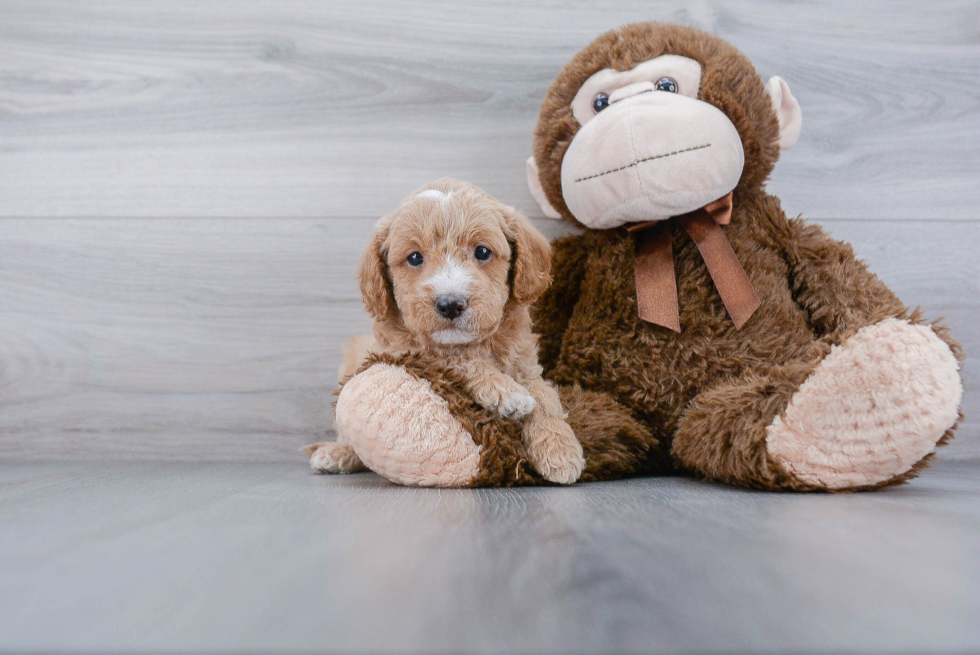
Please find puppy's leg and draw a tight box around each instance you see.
[302,432,367,474]
[339,334,379,382]
[305,398,369,475]
[521,378,585,484]
[301,334,379,474]
[463,360,537,420]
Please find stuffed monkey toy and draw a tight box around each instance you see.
[322,22,963,491]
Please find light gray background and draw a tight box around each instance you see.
[1,2,979,653]
[0,0,977,460]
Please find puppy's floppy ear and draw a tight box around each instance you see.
[358,217,397,322]
[502,205,552,305]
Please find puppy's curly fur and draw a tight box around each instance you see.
[305,178,586,484]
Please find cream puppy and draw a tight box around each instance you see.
[305,178,585,484]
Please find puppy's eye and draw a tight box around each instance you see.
[592,93,610,113]
[406,251,424,267]
[655,77,678,93]
[474,246,492,261]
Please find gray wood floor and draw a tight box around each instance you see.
[1,2,979,653]
[1,458,978,654]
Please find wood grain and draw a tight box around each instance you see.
[0,0,978,219]
[1,459,978,652]
[0,218,370,459]
[0,217,975,460]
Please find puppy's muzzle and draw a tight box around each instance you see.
[435,295,468,320]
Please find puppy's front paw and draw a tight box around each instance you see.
[303,441,365,474]
[524,418,585,484]
[473,378,536,420]
[498,387,537,420]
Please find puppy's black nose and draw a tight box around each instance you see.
[435,295,467,320]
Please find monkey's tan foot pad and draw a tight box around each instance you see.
[336,363,482,487]
[766,318,962,490]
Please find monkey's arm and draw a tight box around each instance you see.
[779,216,907,345]
[531,234,589,372]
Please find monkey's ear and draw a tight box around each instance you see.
[358,220,397,322]
[503,205,552,305]
[526,156,562,219]
[765,76,802,149]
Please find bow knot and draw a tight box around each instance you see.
[627,192,760,332]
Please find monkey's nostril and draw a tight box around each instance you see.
[435,295,467,320]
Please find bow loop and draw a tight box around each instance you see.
[702,192,734,226]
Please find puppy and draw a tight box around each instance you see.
[305,178,585,484]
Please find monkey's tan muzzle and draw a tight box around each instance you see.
[560,92,744,230]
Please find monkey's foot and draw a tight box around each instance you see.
[335,363,482,487]
[766,319,962,490]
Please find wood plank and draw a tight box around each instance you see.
[1,459,978,652]
[0,217,975,460]
[1,0,978,219]
[0,218,372,459]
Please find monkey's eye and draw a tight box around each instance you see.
[474,246,493,261]
[592,93,610,113]
[406,251,424,267]
[655,77,678,93]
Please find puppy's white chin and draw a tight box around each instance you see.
[431,328,476,345]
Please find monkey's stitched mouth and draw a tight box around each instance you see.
[574,143,711,183]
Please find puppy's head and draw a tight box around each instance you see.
[359,178,551,347]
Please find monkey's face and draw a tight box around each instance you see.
[561,55,744,229]
[527,24,802,229]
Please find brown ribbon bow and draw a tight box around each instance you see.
[627,192,760,332]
